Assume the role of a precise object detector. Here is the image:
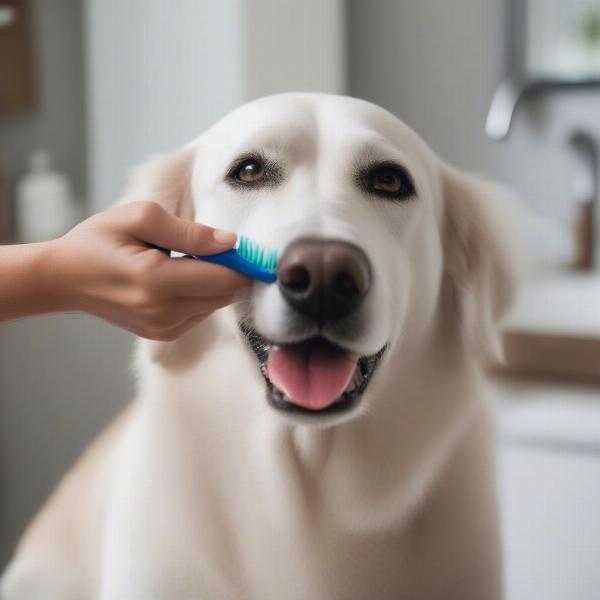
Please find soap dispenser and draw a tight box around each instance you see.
[15,150,78,243]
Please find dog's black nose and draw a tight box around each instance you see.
[277,239,371,324]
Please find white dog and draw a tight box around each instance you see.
[2,93,517,599]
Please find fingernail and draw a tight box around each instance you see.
[212,229,237,246]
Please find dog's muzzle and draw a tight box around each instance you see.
[236,238,386,419]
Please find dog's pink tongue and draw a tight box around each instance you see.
[267,343,358,410]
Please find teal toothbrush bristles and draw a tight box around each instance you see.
[196,235,278,283]
[236,236,278,271]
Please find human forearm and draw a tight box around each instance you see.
[0,240,68,323]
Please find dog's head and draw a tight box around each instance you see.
[124,93,517,426]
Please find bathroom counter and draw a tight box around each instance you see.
[495,270,600,383]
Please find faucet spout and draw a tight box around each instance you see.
[485,77,532,141]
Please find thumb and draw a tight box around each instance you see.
[125,201,237,256]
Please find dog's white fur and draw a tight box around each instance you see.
[2,93,517,599]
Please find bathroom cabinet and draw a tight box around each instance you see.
[0,0,35,114]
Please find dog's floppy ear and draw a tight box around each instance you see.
[441,166,519,362]
[120,144,196,220]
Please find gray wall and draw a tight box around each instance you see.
[349,0,600,227]
[243,0,347,100]
[0,0,87,202]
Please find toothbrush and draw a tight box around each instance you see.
[150,236,278,284]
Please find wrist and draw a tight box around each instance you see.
[32,238,75,313]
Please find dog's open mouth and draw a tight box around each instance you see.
[239,322,387,416]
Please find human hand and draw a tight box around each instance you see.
[45,201,250,340]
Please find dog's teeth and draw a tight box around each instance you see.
[344,369,363,393]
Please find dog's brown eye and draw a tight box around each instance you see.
[359,162,416,201]
[236,159,264,183]
[226,154,283,190]
[373,168,404,193]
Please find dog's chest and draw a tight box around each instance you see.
[207,454,420,600]
[222,515,415,600]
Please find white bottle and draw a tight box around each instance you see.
[16,150,78,243]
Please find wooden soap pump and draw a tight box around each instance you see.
[569,131,597,270]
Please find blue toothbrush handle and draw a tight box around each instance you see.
[148,244,277,284]
[194,249,277,284]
